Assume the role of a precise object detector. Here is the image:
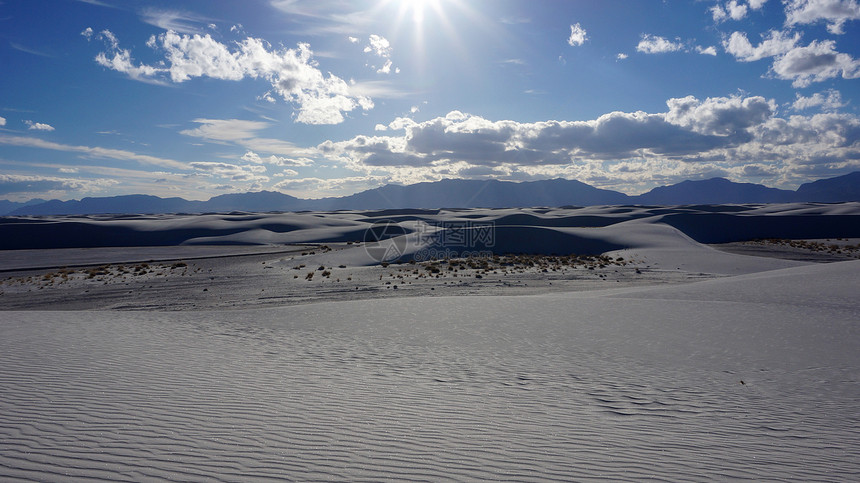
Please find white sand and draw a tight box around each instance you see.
[1,260,857,480]
[1,203,859,480]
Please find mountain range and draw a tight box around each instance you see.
[3,172,858,216]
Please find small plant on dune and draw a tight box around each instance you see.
[306,272,314,280]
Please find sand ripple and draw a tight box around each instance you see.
[1,292,858,481]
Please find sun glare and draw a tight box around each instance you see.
[404,0,440,24]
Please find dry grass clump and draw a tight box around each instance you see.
[406,253,630,278]
[1,260,196,289]
[752,238,860,257]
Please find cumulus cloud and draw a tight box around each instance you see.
[772,40,860,87]
[240,150,313,166]
[0,116,6,126]
[81,27,93,40]
[697,45,718,56]
[90,29,371,124]
[784,0,860,34]
[723,30,800,62]
[24,120,55,131]
[314,94,859,191]
[363,34,398,74]
[568,23,588,46]
[724,28,860,87]
[792,89,846,110]
[616,53,628,60]
[664,95,775,136]
[712,0,767,22]
[190,161,269,182]
[320,95,777,171]
[636,34,684,54]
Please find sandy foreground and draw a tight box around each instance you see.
[1,204,859,480]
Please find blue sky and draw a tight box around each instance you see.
[1,0,859,201]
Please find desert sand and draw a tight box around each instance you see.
[1,203,859,480]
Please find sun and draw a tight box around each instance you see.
[402,0,442,24]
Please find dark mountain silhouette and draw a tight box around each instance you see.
[633,177,796,205]
[794,172,860,202]
[309,178,629,210]
[5,171,859,216]
[0,198,46,216]
[202,191,305,213]
[13,194,197,216]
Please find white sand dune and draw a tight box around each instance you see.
[1,260,858,480]
[1,204,859,480]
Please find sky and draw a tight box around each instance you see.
[1,0,859,202]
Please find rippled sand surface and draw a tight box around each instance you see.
[2,261,857,481]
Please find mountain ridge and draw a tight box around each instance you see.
[4,172,859,216]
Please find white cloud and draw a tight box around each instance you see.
[616,53,628,60]
[0,135,189,169]
[81,27,93,40]
[24,120,55,131]
[0,116,6,126]
[568,23,588,47]
[190,161,269,182]
[240,150,313,166]
[728,0,749,19]
[723,30,800,62]
[0,174,116,196]
[313,94,860,191]
[697,45,718,56]
[348,36,358,43]
[713,0,767,22]
[58,167,79,173]
[664,95,775,136]
[771,39,860,87]
[91,30,372,124]
[636,34,684,54]
[181,118,269,142]
[792,89,846,110]
[272,175,388,198]
[320,95,777,171]
[363,34,397,75]
[784,0,860,34]
[364,34,391,57]
[139,8,213,34]
[94,30,166,84]
[180,119,313,157]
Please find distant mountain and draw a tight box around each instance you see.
[201,191,305,213]
[310,178,630,210]
[5,172,859,216]
[13,194,198,216]
[794,172,860,202]
[634,178,796,205]
[0,198,46,216]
